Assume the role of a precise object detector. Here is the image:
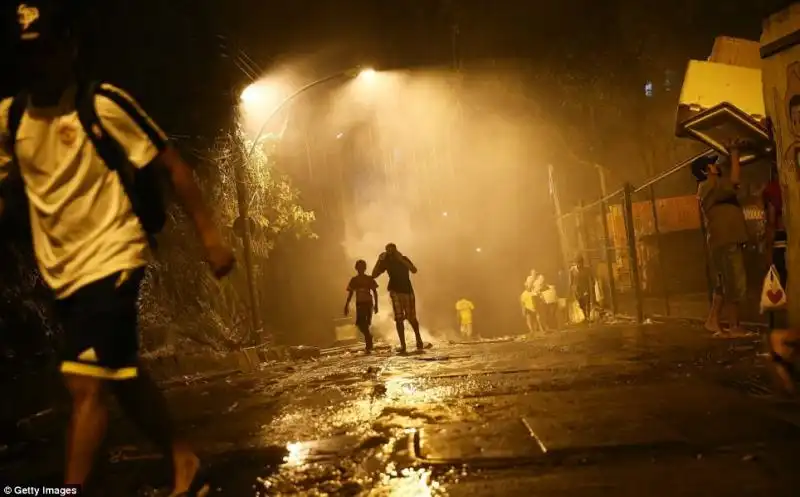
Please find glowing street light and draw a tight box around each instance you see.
[240,84,259,104]
[245,67,382,158]
[476,247,482,253]
[442,211,448,217]
[358,67,377,82]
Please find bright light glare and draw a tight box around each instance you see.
[284,442,309,466]
[240,83,259,104]
[442,211,448,217]
[336,132,344,139]
[476,247,482,253]
[358,68,377,81]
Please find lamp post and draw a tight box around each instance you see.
[244,67,376,158]
[234,67,376,344]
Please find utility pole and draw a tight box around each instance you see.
[231,137,262,344]
[549,164,569,270]
[218,33,262,344]
[596,164,618,314]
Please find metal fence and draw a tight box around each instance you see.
[558,149,771,325]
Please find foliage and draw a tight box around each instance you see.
[139,128,316,352]
[0,128,316,360]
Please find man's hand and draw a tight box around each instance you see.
[202,231,235,279]
[726,138,755,159]
[373,305,379,315]
[344,305,349,317]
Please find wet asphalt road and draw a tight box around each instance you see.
[3,321,800,496]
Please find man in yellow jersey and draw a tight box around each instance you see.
[520,287,541,335]
[455,298,475,339]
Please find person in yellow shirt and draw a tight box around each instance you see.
[520,288,541,335]
[455,298,475,338]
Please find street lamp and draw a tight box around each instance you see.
[244,67,377,158]
[231,67,379,344]
[358,68,377,82]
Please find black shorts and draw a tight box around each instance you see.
[355,302,373,328]
[54,268,145,380]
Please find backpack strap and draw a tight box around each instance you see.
[75,81,159,248]
[5,91,28,166]
[75,81,130,171]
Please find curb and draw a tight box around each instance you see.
[648,314,769,331]
[143,348,261,382]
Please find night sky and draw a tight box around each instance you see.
[0,0,786,139]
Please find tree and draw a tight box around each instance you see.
[133,129,316,355]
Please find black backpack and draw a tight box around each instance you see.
[5,82,167,246]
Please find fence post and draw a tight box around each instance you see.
[623,183,644,323]
[649,185,671,316]
[600,196,618,314]
[576,203,587,257]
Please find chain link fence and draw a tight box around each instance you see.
[558,149,772,325]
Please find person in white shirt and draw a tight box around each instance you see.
[1,2,234,495]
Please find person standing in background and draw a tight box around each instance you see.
[694,143,751,338]
[570,256,593,323]
[372,243,424,354]
[344,259,378,354]
[455,297,475,339]
[520,286,541,335]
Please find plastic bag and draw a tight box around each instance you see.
[594,280,604,304]
[760,264,787,314]
[569,301,586,324]
[542,286,558,305]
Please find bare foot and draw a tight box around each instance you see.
[170,450,205,497]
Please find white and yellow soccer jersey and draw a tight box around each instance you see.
[0,84,168,298]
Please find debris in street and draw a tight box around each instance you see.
[16,408,55,426]
[109,446,162,463]
[372,383,388,397]
[226,402,239,412]
[415,356,450,362]
[289,346,321,360]
[357,435,390,452]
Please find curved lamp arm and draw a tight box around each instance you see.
[245,69,363,159]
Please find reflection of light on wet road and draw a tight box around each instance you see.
[284,441,309,466]
[372,463,445,496]
[385,376,417,398]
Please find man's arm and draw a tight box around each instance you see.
[401,256,418,274]
[371,287,379,312]
[344,288,353,316]
[371,257,386,278]
[96,86,233,277]
[155,148,222,246]
[700,175,738,209]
